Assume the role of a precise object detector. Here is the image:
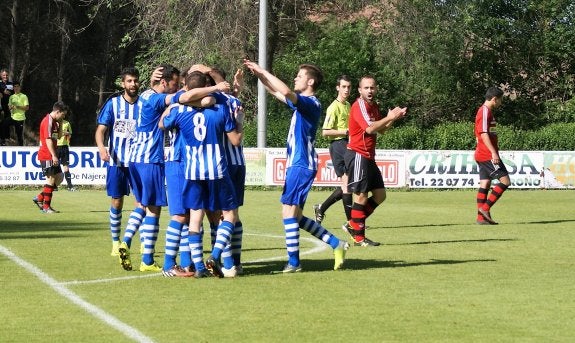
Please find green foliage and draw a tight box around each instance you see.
[521,123,575,150]
[378,124,424,150]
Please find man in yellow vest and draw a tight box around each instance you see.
[7,82,28,146]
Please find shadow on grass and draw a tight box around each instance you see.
[361,223,470,230]
[0,220,103,235]
[517,219,575,225]
[390,238,519,246]
[242,258,496,276]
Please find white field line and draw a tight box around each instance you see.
[0,244,155,343]
[62,232,329,286]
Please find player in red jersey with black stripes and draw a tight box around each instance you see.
[343,76,407,246]
[32,101,69,213]
[474,86,509,225]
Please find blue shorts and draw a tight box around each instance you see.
[229,165,246,206]
[166,161,186,216]
[128,162,167,207]
[106,165,131,198]
[280,166,315,207]
[182,175,238,211]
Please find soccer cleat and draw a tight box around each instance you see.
[205,256,224,278]
[478,208,498,225]
[313,203,324,224]
[67,187,77,192]
[118,242,132,271]
[281,263,302,273]
[32,197,43,210]
[139,261,162,272]
[476,220,497,225]
[194,268,212,278]
[41,207,59,214]
[162,265,194,277]
[182,265,196,274]
[334,241,350,270]
[341,222,356,239]
[110,241,120,256]
[222,265,238,278]
[235,264,244,275]
[354,237,381,247]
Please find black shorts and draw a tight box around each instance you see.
[40,160,63,177]
[57,145,70,165]
[328,138,348,177]
[344,149,385,193]
[477,160,509,180]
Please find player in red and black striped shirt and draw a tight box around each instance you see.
[33,101,69,213]
[474,87,509,225]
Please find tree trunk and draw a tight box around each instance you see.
[9,0,19,81]
[57,9,69,102]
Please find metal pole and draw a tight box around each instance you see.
[257,0,267,148]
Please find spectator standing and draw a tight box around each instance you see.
[0,68,14,145]
[7,82,29,145]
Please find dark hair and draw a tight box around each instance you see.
[186,71,208,90]
[120,67,139,81]
[300,64,323,90]
[53,101,69,114]
[485,86,503,101]
[12,81,20,86]
[336,75,351,86]
[152,64,180,86]
[210,67,227,82]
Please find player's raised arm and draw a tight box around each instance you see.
[243,59,295,104]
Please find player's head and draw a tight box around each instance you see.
[336,75,351,100]
[12,81,21,93]
[295,64,323,93]
[120,67,140,98]
[185,71,208,90]
[358,75,377,102]
[153,64,180,94]
[485,86,503,109]
[52,101,69,120]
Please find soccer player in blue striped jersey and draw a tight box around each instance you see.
[161,76,231,277]
[161,70,243,278]
[208,67,247,277]
[95,67,146,257]
[244,59,349,272]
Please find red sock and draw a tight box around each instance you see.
[481,184,508,212]
[350,203,366,242]
[42,184,54,209]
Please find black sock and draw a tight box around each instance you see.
[320,187,343,214]
[342,193,353,220]
[65,171,73,188]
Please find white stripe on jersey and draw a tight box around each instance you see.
[107,96,138,167]
[481,105,489,133]
[185,144,224,180]
[358,98,373,125]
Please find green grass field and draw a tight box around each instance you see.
[1,188,574,342]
